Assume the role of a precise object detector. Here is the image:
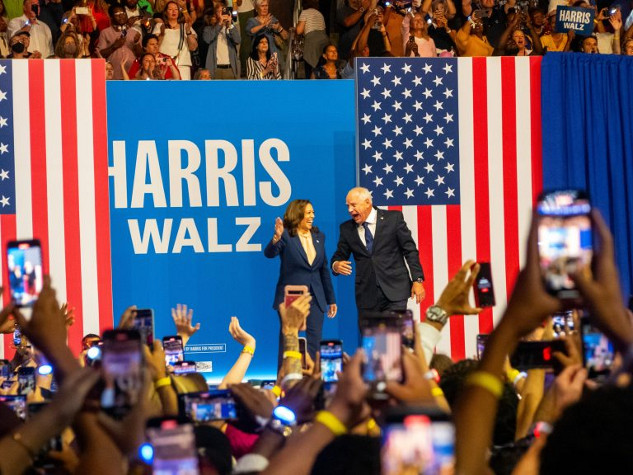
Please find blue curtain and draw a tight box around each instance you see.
[541,53,633,296]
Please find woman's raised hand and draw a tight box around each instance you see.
[274,217,284,238]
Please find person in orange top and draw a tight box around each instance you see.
[539,11,573,52]
[455,15,493,56]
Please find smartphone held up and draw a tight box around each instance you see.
[100,329,144,418]
[7,239,44,308]
[361,315,404,397]
[537,189,592,300]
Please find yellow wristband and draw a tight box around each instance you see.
[431,386,444,397]
[283,350,302,360]
[242,345,255,356]
[366,418,377,431]
[466,371,503,398]
[271,385,282,397]
[315,410,347,436]
[507,369,520,382]
[155,376,172,389]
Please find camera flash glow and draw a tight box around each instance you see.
[38,364,53,375]
[87,346,101,360]
[139,443,154,463]
[273,405,296,424]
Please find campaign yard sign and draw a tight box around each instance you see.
[555,6,595,35]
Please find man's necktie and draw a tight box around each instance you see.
[362,222,373,254]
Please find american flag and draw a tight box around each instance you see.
[356,57,543,360]
[0,59,113,357]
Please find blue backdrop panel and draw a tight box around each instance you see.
[541,53,633,297]
[106,80,358,381]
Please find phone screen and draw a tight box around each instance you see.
[133,309,154,347]
[0,359,10,378]
[510,340,567,370]
[537,190,592,299]
[390,310,415,350]
[163,336,184,366]
[298,337,308,370]
[552,311,575,338]
[382,412,455,475]
[362,321,403,384]
[101,330,143,417]
[7,240,44,307]
[173,361,197,375]
[13,326,21,347]
[181,390,237,422]
[320,340,343,383]
[474,262,495,307]
[18,367,36,395]
[0,395,27,420]
[147,420,199,475]
[476,334,488,359]
[581,320,614,379]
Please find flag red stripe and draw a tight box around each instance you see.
[501,57,520,298]
[530,57,543,202]
[28,61,51,271]
[417,206,433,317]
[59,61,84,354]
[471,58,493,334]
[446,204,464,360]
[2,215,16,359]
[91,60,114,334]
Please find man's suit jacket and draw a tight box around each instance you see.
[330,208,424,309]
[264,229,336,313]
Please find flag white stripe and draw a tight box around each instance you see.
[485,58,508,326]
[431,205,451,356]
[402,205,422,323]
[515,59,534,270]
[12,61,32,240]
[75,61,100,335]
[458,58,479,359]
[44,61,67,305]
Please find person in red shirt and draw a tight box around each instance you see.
[127,33,181,79]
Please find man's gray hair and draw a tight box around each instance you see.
[348,187,373,203]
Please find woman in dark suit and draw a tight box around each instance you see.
[264,199,337,364]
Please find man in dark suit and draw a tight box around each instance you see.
[331,187,425,317]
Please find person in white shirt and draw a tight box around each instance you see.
[7,0,53,57]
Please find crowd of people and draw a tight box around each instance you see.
[1,203,633,474]
[0,0,632,79]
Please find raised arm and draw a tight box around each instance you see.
[219,317,257,388]
[453,216,561,475]
[610,12,622,54]
[526,15,543,54]
[493,15,519,55]
[171,303,200,347]
[353,11,376,56]
[262,352,368,475]
[264,218,285,258]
